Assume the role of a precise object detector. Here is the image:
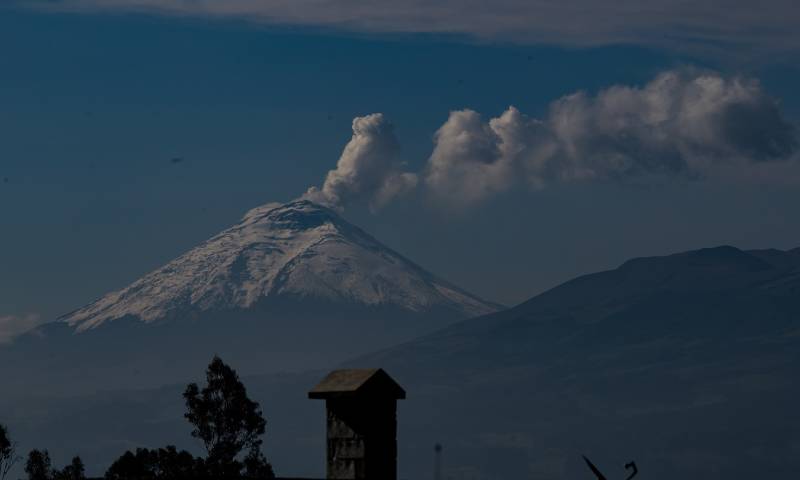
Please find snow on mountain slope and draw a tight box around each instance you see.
[62,200,500,332]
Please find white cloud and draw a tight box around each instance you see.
[304,113,417,211]
[423,70,798,207]
[0,313,43,344]
[23,0,800,57]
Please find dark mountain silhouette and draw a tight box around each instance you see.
[362,245,800,370]
[3,246,799,480]
[351,245,800,479]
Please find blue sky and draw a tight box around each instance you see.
[1,3,799,332]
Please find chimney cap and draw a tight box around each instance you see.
[308,368,406,399]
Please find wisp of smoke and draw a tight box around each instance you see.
[305,70,797,210]
[423,70,797,207]
[304,113,417,211]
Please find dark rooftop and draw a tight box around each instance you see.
[308,368,406,399]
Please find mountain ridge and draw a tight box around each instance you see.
[341,244,800,479]
[7,244,800,480]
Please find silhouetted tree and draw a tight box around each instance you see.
[105,449,155,480]
[152,446,202,479]
[53,457,85,480]
[105,447,202,480]
[183,356,271,478]
[25,450,51,480]
[0,424,20,480]
[104,357,273,479]
[242,447,274,480]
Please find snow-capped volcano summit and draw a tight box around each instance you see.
[0,200,500,395]
[62,200,500,332]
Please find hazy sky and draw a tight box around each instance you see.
[1,2,799,329]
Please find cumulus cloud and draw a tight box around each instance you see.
[304,113,417,211]
[23,0,800,58]
[0,313,43,344]
[424,70,798,206]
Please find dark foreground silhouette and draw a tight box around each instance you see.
[6,356,274,480]
[583,456,638,480]
[1,424,20,480]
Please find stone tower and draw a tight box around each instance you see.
[309,369,406,480]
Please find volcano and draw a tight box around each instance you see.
[1,200,501,396]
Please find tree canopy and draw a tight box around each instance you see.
[105,446,202,480]
[105,356,274,479]
[0,424,19,480]
[25,450,86,480]
[183,356,267,469]
[25,450,51,480]
[54,457,86,480]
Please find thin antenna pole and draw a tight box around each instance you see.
[434,443,443,480]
